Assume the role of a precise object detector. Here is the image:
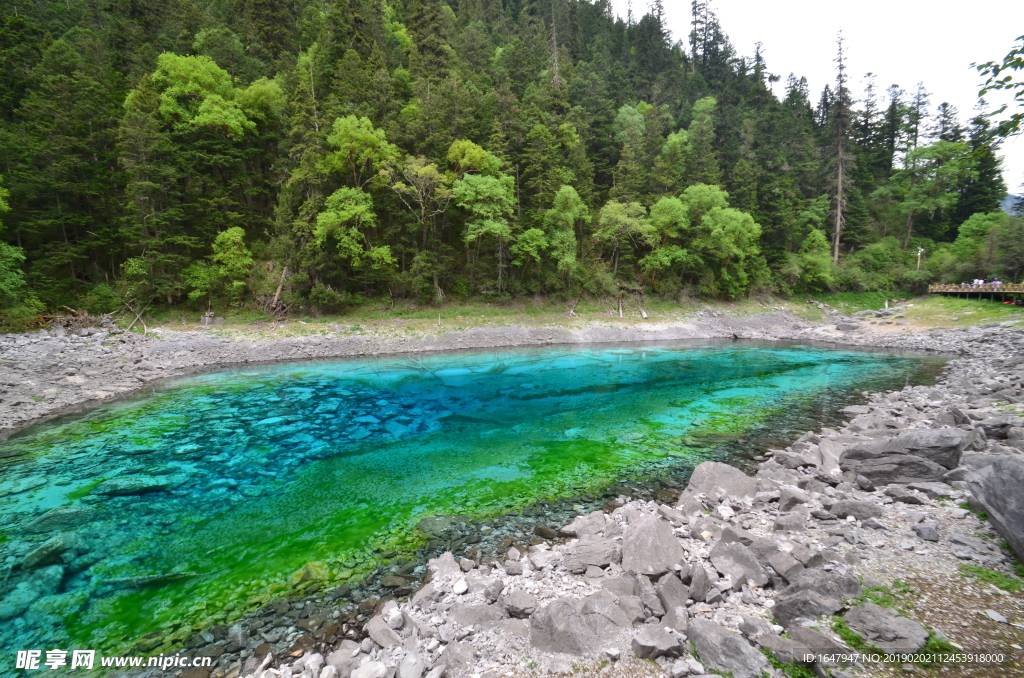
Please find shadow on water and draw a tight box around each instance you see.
[0,339,945,660]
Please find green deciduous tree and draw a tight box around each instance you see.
[976,35,1024,137]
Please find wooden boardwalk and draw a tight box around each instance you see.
[929,283,1024,300]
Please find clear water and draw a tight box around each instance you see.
[0,341,943,658]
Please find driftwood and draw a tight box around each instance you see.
[566,294,581,317]
[44,308,109,332]
[123,299,152,334]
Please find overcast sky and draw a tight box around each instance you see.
[610,0,1024,195]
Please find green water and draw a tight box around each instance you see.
[0,340,943,659]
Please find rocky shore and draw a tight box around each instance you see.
[3,307,1024,678]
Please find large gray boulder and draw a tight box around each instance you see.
[688,619,771,678]
[831,500,883,521]
[773,569,861,626]
[365,615,402,648]
[530,599,596,656]
[636,575,665,616]
[677,461,758,506]
[774,443,823,470]
[562,538,622,574]
[842,429,966,469]
[579,590,632,636]
[530,591,631,656]
[977,415,1024,439]
[502,590,537,618]
[957,454,1024,560]
[656,573,689,632]
[757,633,803,664]
[778,487,810,512]
[449,601,508,629]
[689,564,711,603]
[427,552,461,581]
[709,542,769,588]
[842,454,948,485]
[788,627,850,665]
[631,626,685,658]
[558,511,606,539]
[843,603,928,651]
[621,514,685,576]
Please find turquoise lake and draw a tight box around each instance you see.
[0,340,944,659]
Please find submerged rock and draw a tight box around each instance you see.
[91,475,172,496]
[24,505,99,533]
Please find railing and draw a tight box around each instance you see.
[929,283,1024,293]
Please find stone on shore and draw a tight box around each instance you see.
[677,461,758,506]
[773,570,861,626]
[656,573,689,632]
[529,591,630,656]
[688,619,771,678]
[562,538,622,574]
[631,626,685,659]
[831,500,883,521]
[621,514,685,576]
[958,454,1024,560]
[843,603,928,651]
[502,589,537,618]
[365,614,401,648]
[708,542,768,588]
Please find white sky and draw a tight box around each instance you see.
[611,0,1024,195]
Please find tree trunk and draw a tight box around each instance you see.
[903,210,915,250]
[832,150,844,265]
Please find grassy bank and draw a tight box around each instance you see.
[120,293,1024,340]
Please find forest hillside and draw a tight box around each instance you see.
[0,0,1021,326]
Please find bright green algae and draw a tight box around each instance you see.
[0,341,943,657]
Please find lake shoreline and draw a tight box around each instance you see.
[0,307,970,439]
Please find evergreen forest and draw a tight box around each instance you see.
[1,0,1022,326]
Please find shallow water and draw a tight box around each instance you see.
[0,340,943,656]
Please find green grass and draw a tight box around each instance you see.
[760,649,816,678]
[815,292,906,313]
[959,501,989,521]
[958,563,1023,592]
[833,619,965,668]
[850,579,917,613]
[831,617,869,651]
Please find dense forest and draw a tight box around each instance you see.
[0,0,1022,326]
